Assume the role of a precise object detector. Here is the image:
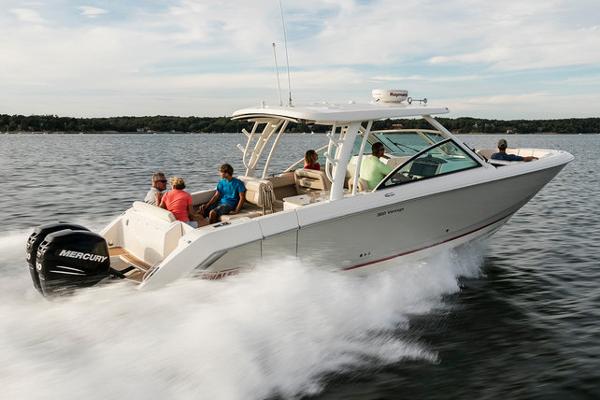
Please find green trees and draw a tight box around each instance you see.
[0,114,599,134]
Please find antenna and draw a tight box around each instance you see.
[278,0,293,107]
[272,43,283,106]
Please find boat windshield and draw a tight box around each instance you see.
[352,129,445,157]
[378,139,481,189]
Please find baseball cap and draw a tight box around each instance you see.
[498,139,507,148]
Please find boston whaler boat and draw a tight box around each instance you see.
[26,90,574,296]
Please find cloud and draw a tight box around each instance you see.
[370,75,485,83]
[443,92,600,119]
[9,8,45,24]
[1,0,600,118]
[78,6,108,18]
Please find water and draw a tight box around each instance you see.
[1,133,599,399]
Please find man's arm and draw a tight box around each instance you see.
[205,191,220,207]
[232,191,246,214]
[199,191,220,214]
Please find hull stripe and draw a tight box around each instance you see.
[342,214,511,271]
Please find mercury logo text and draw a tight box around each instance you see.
[59,250,108,263]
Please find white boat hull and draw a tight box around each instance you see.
[140,160,568,289]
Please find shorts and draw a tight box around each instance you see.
[186,220,198,228]
[204,203,234,218]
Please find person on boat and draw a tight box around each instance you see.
[159,177,198,227]
[304,150,321,170]
[199,163,246,224]
[491,139,538,162]
[360,142,393,190]
[144,172,167,206]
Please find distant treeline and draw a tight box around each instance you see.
[1,114,600,134]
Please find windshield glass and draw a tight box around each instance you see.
[352,130,445,157]
[379,139,481,189]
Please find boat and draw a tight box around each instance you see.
[26,89,574,296]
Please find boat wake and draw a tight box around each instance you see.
[0,227,484,400]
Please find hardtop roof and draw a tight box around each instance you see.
[231,102,449,124]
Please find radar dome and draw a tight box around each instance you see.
[372,89,408,103]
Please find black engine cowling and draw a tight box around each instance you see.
[29,226,111,296]
[26,222,90,293]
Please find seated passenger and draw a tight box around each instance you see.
[159,177,197,227]
[360,142,393,190]
[144,172,167,206]
[199,163,246,224]
[491,139,538,162]
[304,150,321,171]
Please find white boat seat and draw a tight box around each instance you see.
[268,172,297,199]
[216,177,276,222]
[345,159,369,192]
[347,177,369,192]
[132,201,176,222]
[120,201,185,266]
[294,168,331,194]
[239,177,272,208]
[219,205,264,222]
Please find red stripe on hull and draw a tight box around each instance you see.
[342,214,510,271]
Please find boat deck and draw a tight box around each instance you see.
[109,246,151,282]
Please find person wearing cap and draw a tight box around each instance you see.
[491,139,537,162]
[160,177,198,227]
[144,172,167,206]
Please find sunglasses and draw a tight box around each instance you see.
[157,179,167,183]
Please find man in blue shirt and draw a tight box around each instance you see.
[491,139,537,162]
[200,163,246,224]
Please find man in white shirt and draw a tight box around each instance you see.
[144,172,167,206]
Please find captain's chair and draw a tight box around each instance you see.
[294,168,331,194]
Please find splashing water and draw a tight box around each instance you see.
[0,226,484,400]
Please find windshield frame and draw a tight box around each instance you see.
[355,129,445,157]
[375,137,484,190]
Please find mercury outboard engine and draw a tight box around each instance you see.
[26,223,111,296]
[26,222,90,293]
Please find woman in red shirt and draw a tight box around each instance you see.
[304,150,321,170]
[160,177,196,225]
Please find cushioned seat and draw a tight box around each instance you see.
[120,202,185,266]
[294,168,331,194]
[218,177,276,222]
[219,205,264,222]
[269,172,297,199]
[132,201,176,222]
[347,176,369,192]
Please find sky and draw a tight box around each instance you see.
[1,0,599,119]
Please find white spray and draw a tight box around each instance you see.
[0,227,484,400]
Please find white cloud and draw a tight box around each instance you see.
[371,75,485,83]
[444,92,600,119]
[1,0,600,118]
[78,6,108,18]
[9,8,45,24]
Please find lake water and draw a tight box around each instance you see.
[0,133,598,399]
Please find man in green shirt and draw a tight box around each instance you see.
[360,142,393,190]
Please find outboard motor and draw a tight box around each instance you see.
[26,223,111,296]
[26,222,90,293]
